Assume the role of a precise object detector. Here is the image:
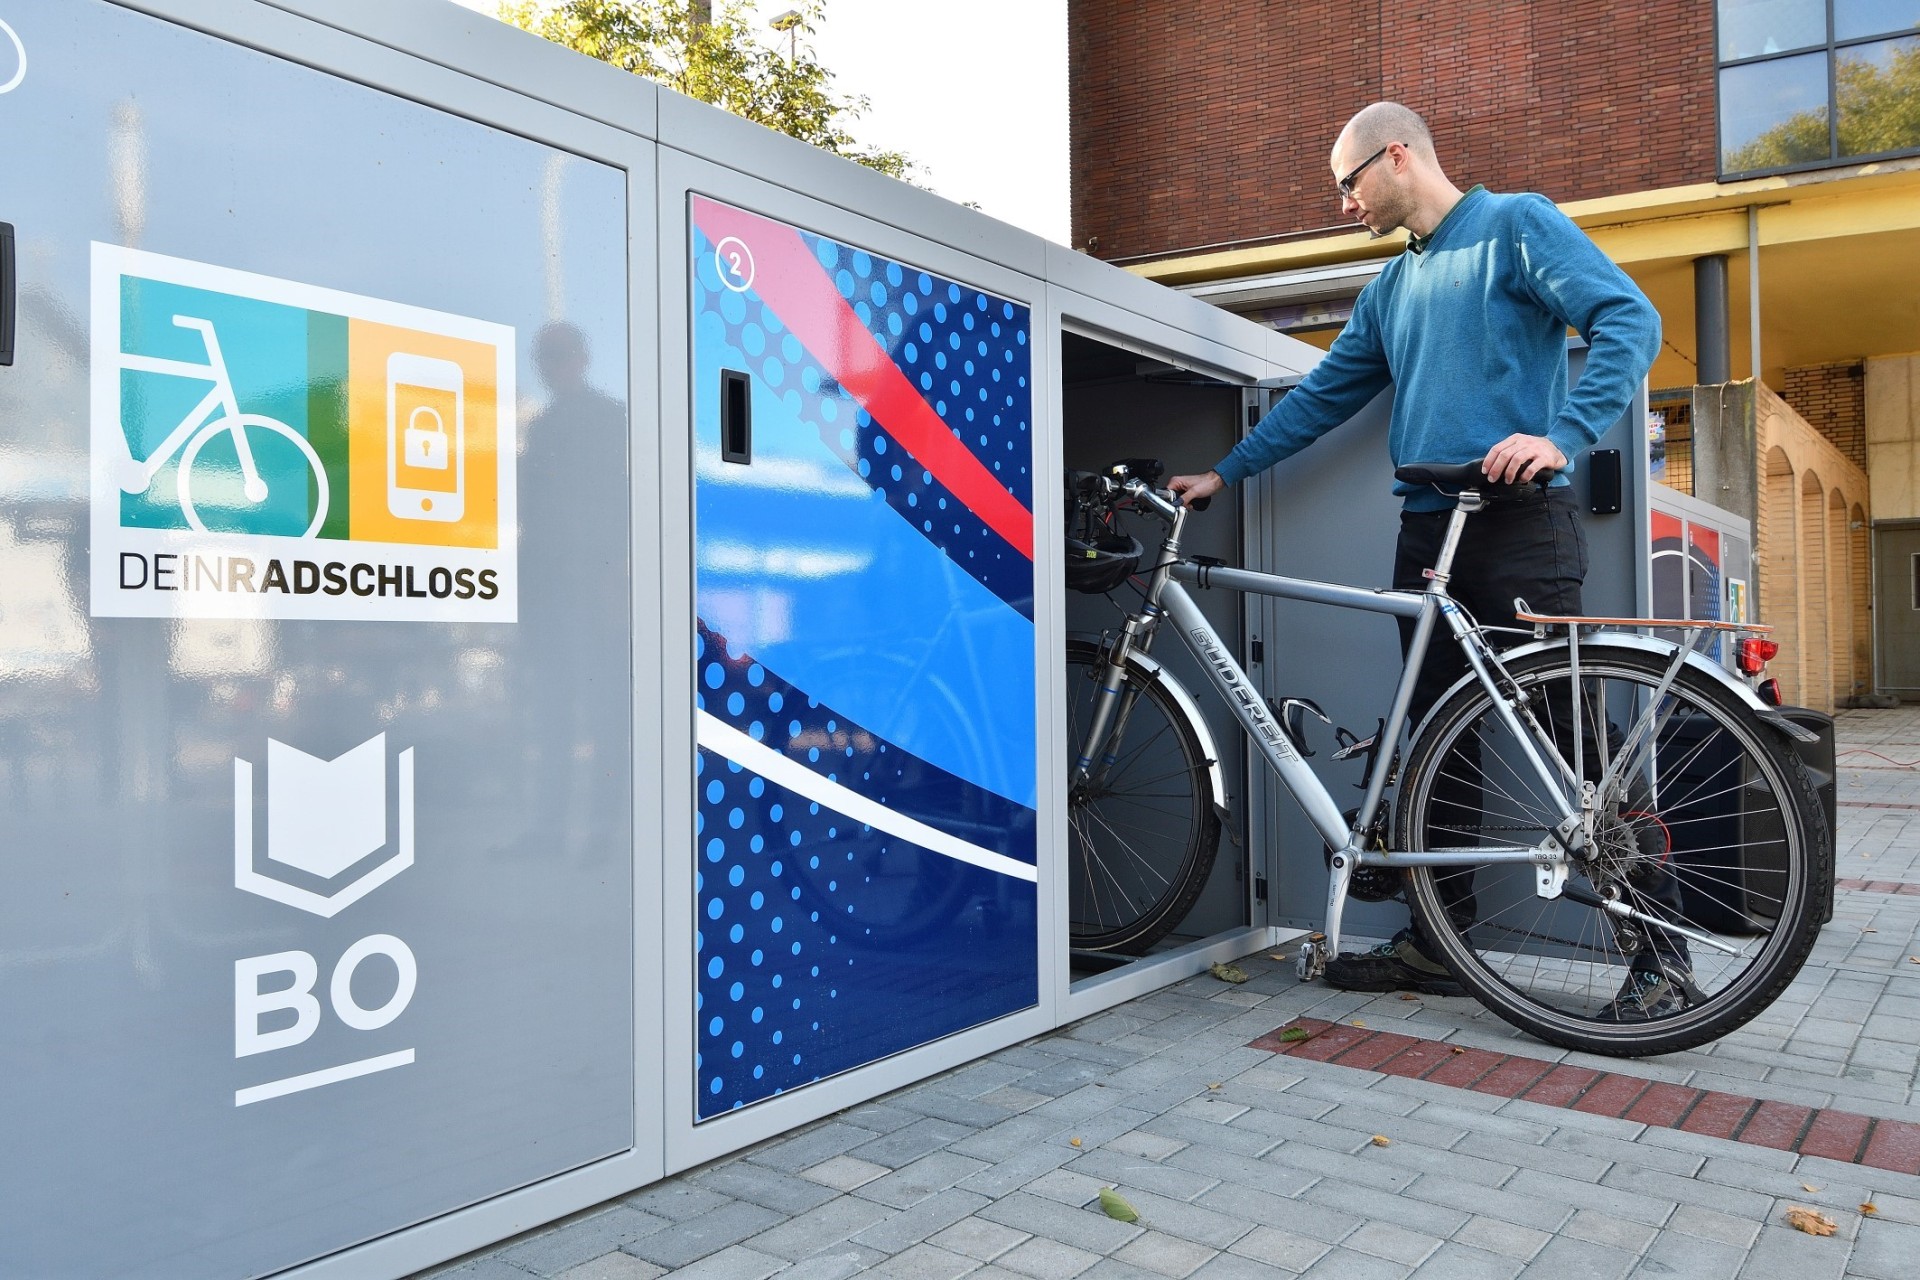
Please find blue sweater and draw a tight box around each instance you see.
[1215,188,1660,512]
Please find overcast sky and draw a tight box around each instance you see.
[450,0,1071,244]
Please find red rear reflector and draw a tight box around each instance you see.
[1757,677,1783,706]
[1737,638,1780,675]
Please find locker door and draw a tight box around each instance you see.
[677,184,1041,1121]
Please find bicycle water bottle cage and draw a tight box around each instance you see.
[1267,696,1332,758]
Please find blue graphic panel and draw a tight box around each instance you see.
[691,203,1038,1120]
[693,310,1036,809]
[695,746,1037,1118]
[692,227,1034,618]
[698,621,1036,864]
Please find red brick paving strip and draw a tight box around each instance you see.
[1861,1119,1920,1176]
[1678,1091,1757,1140]
[1737,1100,1815,1151]
[1835,877,1920,896]
[1799,1109,1873,1163]
[1252,1018,1907,1171]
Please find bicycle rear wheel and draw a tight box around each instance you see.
[1065,639,1221,953]
[1397,643,1828,1056]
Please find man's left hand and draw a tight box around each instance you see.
[1482,434,1568,485]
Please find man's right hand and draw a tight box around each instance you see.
[1168,470,1226,505]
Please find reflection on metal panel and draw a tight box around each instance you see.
[0,3,634,1276]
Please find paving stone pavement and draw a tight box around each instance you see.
[422,709,1920,1280]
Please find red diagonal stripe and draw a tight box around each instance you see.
[693,197,1033,560]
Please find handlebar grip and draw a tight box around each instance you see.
[1184,494,1211,512]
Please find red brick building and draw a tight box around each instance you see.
[1067,0,1920,705]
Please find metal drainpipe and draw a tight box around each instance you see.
[1694,253,1731,385]
[1749,205,1762,384]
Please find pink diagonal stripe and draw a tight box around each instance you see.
[694,197,1033,561]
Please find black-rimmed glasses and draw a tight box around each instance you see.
[1336,145,1390,197]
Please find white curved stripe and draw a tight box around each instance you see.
[696,711,1037,883]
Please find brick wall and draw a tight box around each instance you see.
[1069,1,1718,261]
[1781,362,1868,469]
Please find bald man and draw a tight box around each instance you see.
[1170,103,1675,1015]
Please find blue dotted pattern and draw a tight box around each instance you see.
[697,620,1036,864]
[694,226,1035,619]
[694,743,1037,1118]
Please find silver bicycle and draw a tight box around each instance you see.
[1065,459,1828,1057]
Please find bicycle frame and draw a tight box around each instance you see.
[117,315,267,499]
[1074,482,1590,970]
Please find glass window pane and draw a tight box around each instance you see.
[1838,37,1920,156]
[1719,0,1827,60]
[1836,1,1920,41]
[1721,53,1831,170]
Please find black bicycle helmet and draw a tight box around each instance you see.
[1065,531,1143,594]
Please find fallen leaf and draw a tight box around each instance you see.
[1370,1135,1391,1146]
[1350,1020,1367,1028]
[1801,1183,1821,1192]
[1266,952,1288,961]
[1864,928,1878,934]
[1207,1082,1222,1091]
[1277,1026,1314,1043]
[1861,1202,1879,1215]
[1069,1137,1082,1147]
[1098,1186,1140,1223]
[1784,1206,1837,1236]
[1399,993,1418,1001]
[1210,961,1250,984]
[1450,1046,1466,1055]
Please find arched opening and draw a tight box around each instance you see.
[1799,469,1830,711]
[1829,488,1851,706]
[1852,503,1871,697]
[1762,448,1799,704]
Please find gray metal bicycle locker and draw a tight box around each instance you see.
[0,2,1649,1276]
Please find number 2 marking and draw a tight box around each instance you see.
[714,236,755,293]
[0,17,26,95]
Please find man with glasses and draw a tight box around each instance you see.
[1170,102,1676,1016]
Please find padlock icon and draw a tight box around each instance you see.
[404,405,450,470]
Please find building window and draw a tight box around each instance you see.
[1718,0,1920,177]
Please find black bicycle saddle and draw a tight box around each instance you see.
[1394,461,1559,491]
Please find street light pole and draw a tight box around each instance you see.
[769,8,802,63]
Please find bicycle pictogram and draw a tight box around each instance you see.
[115,314,329,537]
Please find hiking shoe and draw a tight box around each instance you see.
[1323,930,1464,996]
[1597,965,1689,1021]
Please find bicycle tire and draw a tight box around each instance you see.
[1397,643,1828,1056]
[178,413,330,538]
[1065,638,1222,953]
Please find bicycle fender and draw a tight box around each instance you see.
[1070,634,1232,811]
[1413,633,1818,745]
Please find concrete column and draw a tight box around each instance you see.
[1691,380,1757,524]
[1694,254,1731,386]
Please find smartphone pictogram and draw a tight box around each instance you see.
[386,353,465,523]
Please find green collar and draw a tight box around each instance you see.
[1407,184,1486,254]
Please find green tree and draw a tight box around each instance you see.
[1725,42,1920,172]
[497,0,913,180]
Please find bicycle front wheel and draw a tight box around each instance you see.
[1065,639,1221,953]
[178,414,330,538]
[1398,643,1828,1056]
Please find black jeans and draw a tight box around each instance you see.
[1392,489,1688,970]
